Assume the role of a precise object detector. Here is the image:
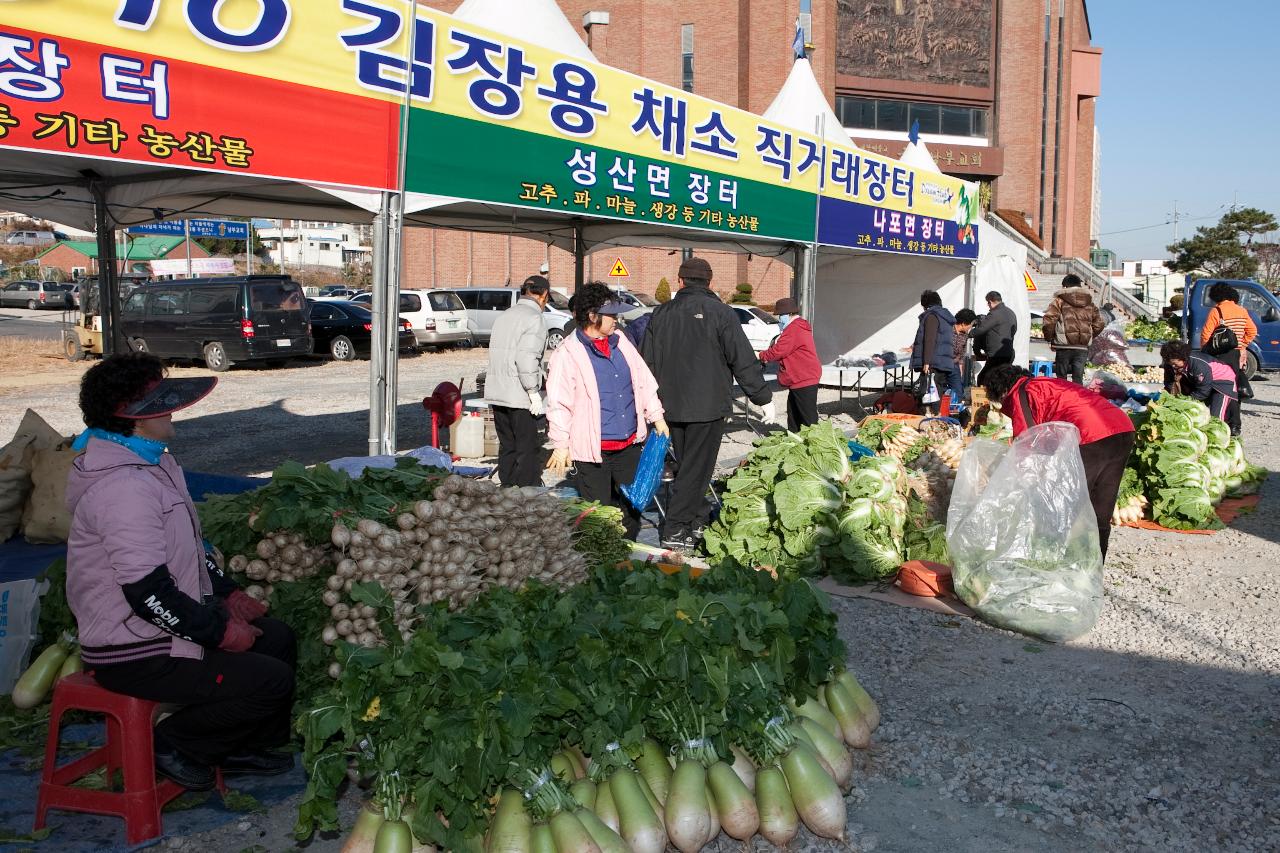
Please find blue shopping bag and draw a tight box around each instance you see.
[620,431,671,513]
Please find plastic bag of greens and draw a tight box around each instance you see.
[945,422,1103,642]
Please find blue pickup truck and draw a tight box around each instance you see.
[1181,278,1280,378]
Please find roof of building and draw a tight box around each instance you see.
[37,237,188,261]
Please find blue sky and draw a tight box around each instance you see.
[1090,1,1279,262]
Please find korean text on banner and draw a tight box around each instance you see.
[0,0,402,191]
[399,6,978,256]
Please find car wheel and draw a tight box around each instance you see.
[63,333,84,362]
[546,329,565,350]
[130,337,149,354]
[26,299,37,310]
[330,335,356,361]
[1246,350,1260,381]
[203,341,232,372]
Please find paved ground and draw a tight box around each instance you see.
[2,342,1276,852]
[0,307,68,342]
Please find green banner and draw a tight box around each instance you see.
[405,109,815,243]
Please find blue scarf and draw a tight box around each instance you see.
[71,428,168,464]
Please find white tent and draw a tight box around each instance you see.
[761,58,856,144]
[452,0,596,61]
[896,139,943,175]
[812,217,1029,378]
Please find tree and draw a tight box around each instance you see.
[730,282,755,304]
[1253,240,1280,289]
[655,277,671,303]
[1167,207,1278,280]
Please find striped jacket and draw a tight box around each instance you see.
[1200,300,1256,350]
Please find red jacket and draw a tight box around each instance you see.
[1003,377,1134,446]
[760,317,822,388]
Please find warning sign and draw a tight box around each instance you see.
[609,258,629,278]
[1024,271,1037,292]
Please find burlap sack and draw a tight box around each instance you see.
[0,410,64,541]
[22,442,82,544]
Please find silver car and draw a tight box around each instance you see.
[442,287,573,348]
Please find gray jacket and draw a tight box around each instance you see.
[971,302,1017,361]
[486,297,546,408]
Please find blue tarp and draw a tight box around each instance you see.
[0,471,263,584]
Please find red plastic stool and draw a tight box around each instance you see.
[33,672,220,845]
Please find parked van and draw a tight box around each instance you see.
[119,275,312,371]
[443,286,573,347]
[3,230,56,246]
[1181,278,1280,378]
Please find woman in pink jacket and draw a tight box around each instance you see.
[545,282,668,539]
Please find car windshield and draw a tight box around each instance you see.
[632,292,659,307]
[547,291,570,310]
[429,292,464,312]
[750,307,779,324]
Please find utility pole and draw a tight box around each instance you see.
[1171,200,1181,242]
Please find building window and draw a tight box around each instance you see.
[836,96,989,138]
[799,0,812,45]
[681,24,694,93]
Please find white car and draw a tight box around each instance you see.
[610,287,659,320]
[732,305,781,352]
[344,291,471,347]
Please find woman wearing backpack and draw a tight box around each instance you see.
[1199,282,1256,401]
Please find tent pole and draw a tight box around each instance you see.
[573,221,585,292]
[89,180,122,356]
[798,244,817,320]
[791,245,804,301]
[368,191,392,456]
[381,191,403,455]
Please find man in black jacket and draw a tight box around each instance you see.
[643,257,773,550]
[970,290,1018,385]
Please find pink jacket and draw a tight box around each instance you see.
[545,333,664,464]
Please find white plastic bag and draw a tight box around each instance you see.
[921,377,940,405]
[0,579,45,693]
[945,423,1104,642]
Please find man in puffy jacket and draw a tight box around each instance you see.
[643,257,773,550]
[1041,274,1105,384]
[981,363,1135,557]
[909,290,957,409]
[66,353,296,791]
[486,275,551,487]
[759,297,822,431]
[970,290,1018,385]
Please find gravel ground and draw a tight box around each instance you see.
[4,348,1278,852]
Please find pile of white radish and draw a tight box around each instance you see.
[344,670,881,853]
[321,475,589,672]
[879,424,926,463]
[1111,493,1148,525]
[228,530,330,600]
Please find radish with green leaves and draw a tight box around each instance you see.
[341,802,385,853]
[781,743,846,841]
[707,760,759,841]
[799,716,854,789]
[755,765,798,847]
[486,788,531,853]
[665,758,712,853]
[610,768,666,853]
[634,738,672,805]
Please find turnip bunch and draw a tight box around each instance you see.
[229,530,331,595]
[320,475,591,665]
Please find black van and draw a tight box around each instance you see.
[119,275,312,371]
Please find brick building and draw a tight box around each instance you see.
[406,0,1099,301]
[36,237,208,279]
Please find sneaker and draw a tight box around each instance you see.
[661,530,697,551]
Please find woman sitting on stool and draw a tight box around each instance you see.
[66,353,296,791]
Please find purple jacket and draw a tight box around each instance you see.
[66,438,210,665]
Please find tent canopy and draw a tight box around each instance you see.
[453,0,596,61]
[761,58,855,144]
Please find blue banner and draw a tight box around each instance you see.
[818,196,978,261]
[128,219,250,240]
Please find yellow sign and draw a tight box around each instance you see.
[609,258,630,278]
[1025,271,1038,292]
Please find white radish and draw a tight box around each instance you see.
[707,760,758,841]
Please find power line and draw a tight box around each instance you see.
[1098,205,1228,238]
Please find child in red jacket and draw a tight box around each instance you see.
[760,298,823,431]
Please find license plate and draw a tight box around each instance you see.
[448,319,458,328]
[275,340,291,347]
